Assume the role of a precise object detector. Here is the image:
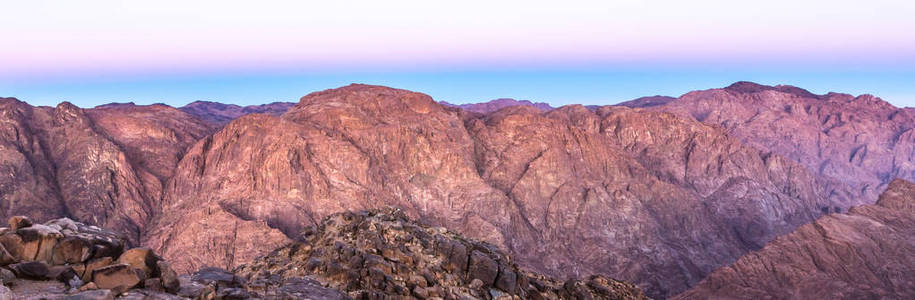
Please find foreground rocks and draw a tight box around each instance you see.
[236,207,647,299]
[674,179,915,299]
[0,216,190,298]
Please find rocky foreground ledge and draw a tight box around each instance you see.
[0,211,645,300]
[236,208,647,300]
[0,216,299,299]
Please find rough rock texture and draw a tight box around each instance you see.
[441,98,554,114]
[179,100,295,126]
[675,179,915,299]
[146,84,844,298]
[237,208,647,299]
[642,81,915,207]
[0,217,193,299]
[0,99,212,244]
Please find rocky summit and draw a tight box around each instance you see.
[674,178,915,299]
[236,207,647,300]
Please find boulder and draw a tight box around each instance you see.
[157,260,180,293]
[116,248,160,277]
[77,257,113,282]
[0,244,15,266]
[65,289,115,300]
[10,261,50,279]
[52,235,93,264]
[91,264,145,293]
[190,267,245,289]
[8,216,32,231]
[0,268,14,284]
[17,224,63,261]
[467,250,498,286]
[0,234,23,261]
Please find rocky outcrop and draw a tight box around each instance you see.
[237,208,647,299]
[675,179,915,299]
[0,216,189,298]
[642,81,915,207]
[441,98,554,114]
[147,84,846,298]
[179,100,295,126]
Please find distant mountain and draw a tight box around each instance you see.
[179,100,295,126]
[441,98,553,113]
[675,179,915,299]
[640,81,915,207]
[615,95,676,108]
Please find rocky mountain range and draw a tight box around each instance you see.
[440,98,554,114]
[1,81,914,299]
[179,101,295,126]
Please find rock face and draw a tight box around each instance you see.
[675,179,915,299]
[236,207,647,299]
[641,81,915,207]
[441,98,554,113]
[145,84,846,298]
[179,100,295,126]
[0,100,213,244]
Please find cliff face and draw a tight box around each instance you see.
[642,81,915,207]
[143,84,845,298]
[675,179,915,299]
[0,99,213,244]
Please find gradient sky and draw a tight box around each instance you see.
[1,0,913,107]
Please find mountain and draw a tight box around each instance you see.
[139,84,847,298]
[179,100,295,126]
[441,98,553,114]
[1,82,906,298]
[0,99,212,245]
[640,81,915,207]
[236,207,648,299]
[674,179,915,299]
[615,96,676,108]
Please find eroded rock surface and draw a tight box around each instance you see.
[236,208,647,299]
[641,81,915,207]
[675,179,915,299]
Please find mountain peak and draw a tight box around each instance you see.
[724,81,821,99]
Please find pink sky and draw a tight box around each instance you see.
[1,0,913,79]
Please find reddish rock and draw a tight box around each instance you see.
[642,81,915,207]
[116,248,160,277]
[91,264,145,293]
[51,236,93,264]
[675,179,915,299]
[8,216,32,230]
